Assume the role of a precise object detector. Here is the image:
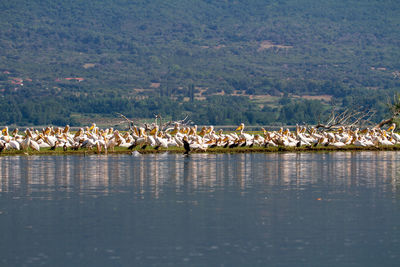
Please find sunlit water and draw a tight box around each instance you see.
[0,152,399,266]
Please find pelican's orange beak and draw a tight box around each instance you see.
[150,127,157,135]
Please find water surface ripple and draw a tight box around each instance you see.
[0,152,399,266]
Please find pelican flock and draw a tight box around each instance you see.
[0,122,399,154]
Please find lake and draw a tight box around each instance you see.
[0,152,399,266]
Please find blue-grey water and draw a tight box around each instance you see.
[0,152,399,267]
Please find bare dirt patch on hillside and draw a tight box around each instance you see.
[258,41,293,52]
[83,63,96,69]
[300,95,332,102]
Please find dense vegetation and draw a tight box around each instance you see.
[0,0,399,126]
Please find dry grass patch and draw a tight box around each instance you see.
[83,63,96,69]
[301,95,332,102]
[258,41,293,51]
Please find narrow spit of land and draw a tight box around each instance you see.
[1,123,399,156]
[2,145,400,157]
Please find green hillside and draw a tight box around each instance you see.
[0,0,399,126]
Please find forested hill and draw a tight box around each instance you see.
[0,0,399,126]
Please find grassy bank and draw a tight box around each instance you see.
[2,145,400,157]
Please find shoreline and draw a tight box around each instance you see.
[2,145,400,156]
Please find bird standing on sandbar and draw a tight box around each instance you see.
[183,136,191,155]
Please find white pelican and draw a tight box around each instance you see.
[235,123,252,140]
[8,140,21,150]
[1,127,11,142]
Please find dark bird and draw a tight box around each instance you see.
[50,141,59,150]
[183,137,191,155]
[229,142,239,148]
[71,139,84,150]
[128,143,137,150]
[296,141,301,148]
[141,144,147,150]
[71,144,79,150]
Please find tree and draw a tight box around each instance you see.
[375,94,400,128]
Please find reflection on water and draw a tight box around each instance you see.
[1,152,399,197]
[0,152,400,267]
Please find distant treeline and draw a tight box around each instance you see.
[0,87,393,126]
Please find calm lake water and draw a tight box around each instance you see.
[0,152,399,266]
